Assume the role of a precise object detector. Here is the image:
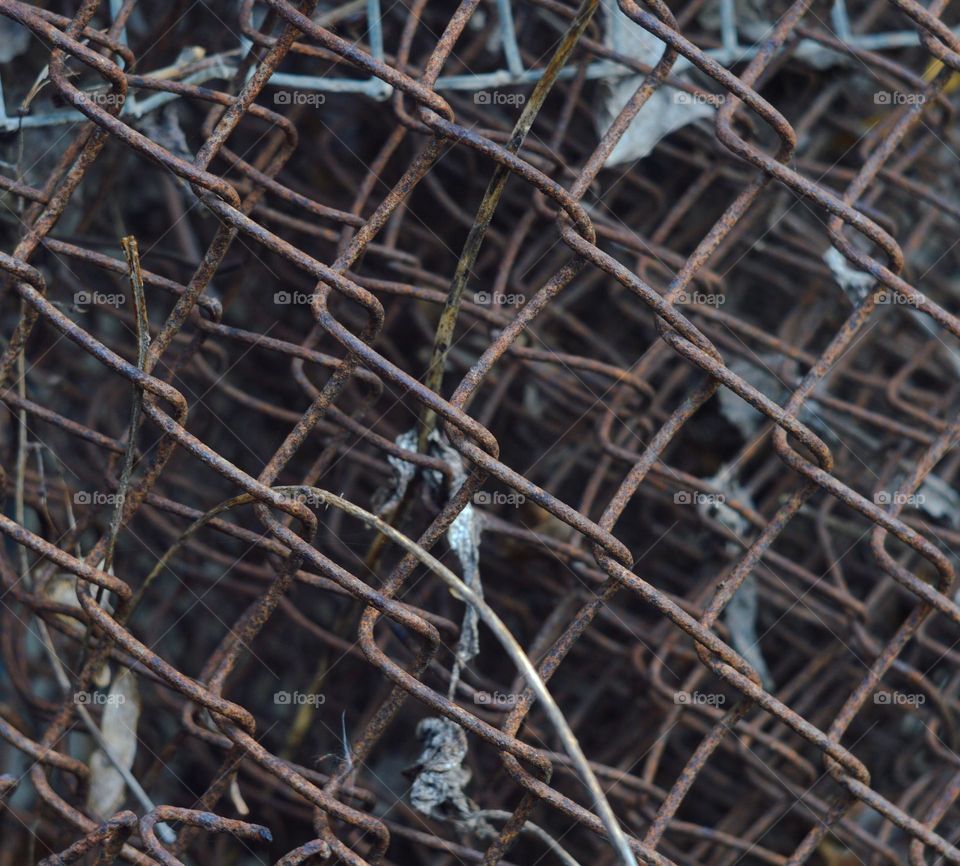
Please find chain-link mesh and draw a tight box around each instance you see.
[1,0,960,864]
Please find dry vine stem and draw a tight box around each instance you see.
[3,0,960,865]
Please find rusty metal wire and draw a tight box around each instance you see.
[2,0,960,863]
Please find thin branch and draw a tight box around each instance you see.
[418,0,600,449]
[103,236,150,574]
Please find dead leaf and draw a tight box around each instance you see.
[85,668,141,820]
[596,0,713,165]
[409,717,474,821]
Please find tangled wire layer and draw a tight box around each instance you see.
[2,0,960,864]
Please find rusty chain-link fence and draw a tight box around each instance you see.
[1,0,960,863]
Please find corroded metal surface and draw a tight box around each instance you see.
[1,0,960,864]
